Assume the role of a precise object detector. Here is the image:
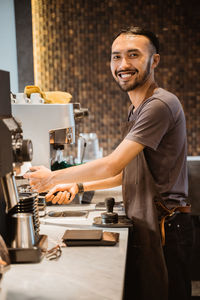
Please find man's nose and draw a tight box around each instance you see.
[118,57,131,70]
[119,57,131,69]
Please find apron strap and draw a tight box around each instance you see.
[156,201,191,246]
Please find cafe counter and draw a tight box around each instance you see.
[1,187,128,300]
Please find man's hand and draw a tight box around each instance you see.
[24,166,53,192]
[45,183,79,204]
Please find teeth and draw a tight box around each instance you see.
[120,74,132,78]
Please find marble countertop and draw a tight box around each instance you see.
[1,187,128,300]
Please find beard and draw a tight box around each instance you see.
[114,58,152,92]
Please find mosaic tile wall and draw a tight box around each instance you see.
[31,0,200,156]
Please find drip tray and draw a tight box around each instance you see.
[47,210,88,218]
[8,234,48,264]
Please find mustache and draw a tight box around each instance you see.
[115,69,138,77]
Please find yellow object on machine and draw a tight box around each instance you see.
[24,85,72,104]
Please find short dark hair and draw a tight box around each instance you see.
[113,26,159,54]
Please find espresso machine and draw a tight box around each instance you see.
[0,70,47,263]
[0,70,29,240]
[11,103,74,169]
[11,100,88,170]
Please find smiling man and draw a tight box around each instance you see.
[25,27,193,300]
[111,32,157,92]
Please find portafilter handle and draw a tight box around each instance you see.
[105,197,115,213]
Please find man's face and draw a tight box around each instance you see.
[110,34,154,92]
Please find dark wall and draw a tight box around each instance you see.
[16,0,200,156]
[14,0,34,92]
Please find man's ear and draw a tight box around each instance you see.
[151,54,160,69]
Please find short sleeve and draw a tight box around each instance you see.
[125,99,173,150]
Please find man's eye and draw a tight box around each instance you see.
[130,53,138,58]
[112,55,120,60]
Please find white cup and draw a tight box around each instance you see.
[15,93,27,104]
[30,93,44,104]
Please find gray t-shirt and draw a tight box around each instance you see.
[125,88,188,208]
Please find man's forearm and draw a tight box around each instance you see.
[52,155,120,186]
[51,139,143,186]
[83,173,122,192]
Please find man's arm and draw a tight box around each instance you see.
[83,172,122,192]
[24,139,144,192]
[45,173,122,204]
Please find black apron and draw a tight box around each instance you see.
[122,114,168,300]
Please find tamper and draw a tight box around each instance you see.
[101,197,118,224]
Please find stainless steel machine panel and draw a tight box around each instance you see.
[12,103,75,168]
